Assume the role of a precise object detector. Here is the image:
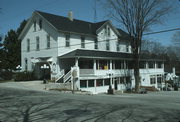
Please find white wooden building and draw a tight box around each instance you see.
[19,11,165,94]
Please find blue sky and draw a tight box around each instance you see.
[0,0,180,46]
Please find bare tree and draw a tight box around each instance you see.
[102,0,171,91]
[172,31,180,57]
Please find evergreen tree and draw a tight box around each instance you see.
[1,20,27,70]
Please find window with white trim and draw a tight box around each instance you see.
[36,36,40,51]
[33,21,36,31]
[81,36,85,48]
[106,39,110,50]
[94,38,98,49]
[25,58,28,71]
[65,34,70,47]
[47,35,50,49]
[27,39,30,52]
[150,75,156,84]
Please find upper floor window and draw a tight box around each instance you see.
[104,27,107,35]
[107,27,110,36]
[47,35,50,49]
[36,36,40,51]
[39,19,42,30]
[106,39,110,50]
[33,21,36,31]
[27,39,30,52]
[65,34,70,47]
[94,38,98,49]
[117,41,120,51]
[81,36,85,48]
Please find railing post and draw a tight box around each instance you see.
[93,59,96,74]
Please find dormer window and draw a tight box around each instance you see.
[33,21,36,31]
[107,27,110,36]
[104,26,107,35]
[39,19,42,30]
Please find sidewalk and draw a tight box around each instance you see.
[0,80,47,91]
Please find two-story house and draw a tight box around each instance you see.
[19,11,165,94]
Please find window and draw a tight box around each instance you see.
[104,27,107,35]
[148,61,154,68]
[27,39,30,52]
[117,41,120,51]
[80,80,87,88]
[97,60,109,70]
[150,75,156,84]
[88,80,94,87]
[39,19,42,30]
[107,27,110,36]
[139,61,146,69]
[79,60,93,69]
[157,75,162,83]
[36,37,40,51]
[96,79,103,86]
[157,62,162,68]
[65,34,70,47]
[120,77,125,84]
[104,78,110,86]
[33,21,36,31]
[126,44,129,52]
[106,39,110,50]
[94,38,98,49]
[25,58,28,71]
[47,35,50,49]
[81,36,85,48]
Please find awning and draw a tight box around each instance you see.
[31,57,53,63]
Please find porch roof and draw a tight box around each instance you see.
[59,49,165,61]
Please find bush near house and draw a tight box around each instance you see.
[0,70,13,81]
[14,71,35,81]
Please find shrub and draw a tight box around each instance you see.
[0,70,12,80]
[14,71,34,81]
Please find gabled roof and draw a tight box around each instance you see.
[19,11,131,40]
[59,49,166,61]
[36,11,107,36]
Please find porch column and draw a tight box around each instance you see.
[162,62,164,69]
[93,59,96,74]
[75,57,79,67]
[124,60,126,69]
[146,61,148,69]
[155,75,157,88]
[155,62,157,69]
[110,60,112,70]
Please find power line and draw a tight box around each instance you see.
[143,28,180,35]
[21,27,180,52]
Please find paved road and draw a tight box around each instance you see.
[0,86,180,122]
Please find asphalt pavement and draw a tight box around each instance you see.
[0,82,180,122]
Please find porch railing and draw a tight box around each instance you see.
[55,69,64,82]
[63,70,71,83]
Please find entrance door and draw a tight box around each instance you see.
[114,79,118,90]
